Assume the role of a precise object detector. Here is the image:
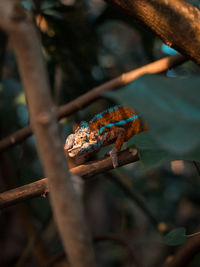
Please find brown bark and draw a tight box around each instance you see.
[105,0,200,64]
[0,148,139,209]
[0,1,96,267]
[164,235,200,267]
[0,54,186,152]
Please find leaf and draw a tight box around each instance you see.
[41,1,60,10]
[105,75,200,155]
[162,228,188,246]
[43,9,64,19]
[21,0,35,10]
[129,131,200,167]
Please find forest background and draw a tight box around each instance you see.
[0,0,200,266]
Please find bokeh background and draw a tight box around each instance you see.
[1,0,200,266]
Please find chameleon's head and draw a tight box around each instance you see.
[64,121,99,157]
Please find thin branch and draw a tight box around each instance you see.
[105,0,200,64]
[0,54,186,152]
[0,2,96,267]
[164,235,200,267]
[193,161,200,177]
[0,148,139,209]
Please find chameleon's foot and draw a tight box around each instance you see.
[109,148,119,168]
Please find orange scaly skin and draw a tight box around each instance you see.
[64,106,147,168]
[89,106,146,147]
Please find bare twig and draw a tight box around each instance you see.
[0,148,139,209]
[0,2,96,267]
[105,0,200,64]
[0,125,32,152]
[164,235,200,267]
[0,54,186,152]
[193,161,200,178]
[0,178,49,208]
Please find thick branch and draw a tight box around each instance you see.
[0,148,139,209]
[0,2,96,267]
[105,0,200,64]
[164,235,200,267]
[0,54,186,152]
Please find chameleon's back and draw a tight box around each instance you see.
[89,105,147,141]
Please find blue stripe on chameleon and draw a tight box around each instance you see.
[99,114,139,134]
[89,105,121,123]
[107,105,120,113]
[89,113,103,123]
[80,121,89,128]
[95,113,103,120]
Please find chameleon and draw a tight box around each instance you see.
[64,105,147,168]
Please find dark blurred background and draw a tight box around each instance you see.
[1,0,200,266]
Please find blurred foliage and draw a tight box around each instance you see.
[0,0,200,266]
[106,75,200,166]
[162,227,188,246]
[186,0,200,8]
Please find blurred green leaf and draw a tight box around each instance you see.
[14,92,26,105]
[105,75,200,154]
[129,131,200,167]
[21,0,35,10]
[162,228,188,246]
[41,1,60,10]
[43,9,64,19]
